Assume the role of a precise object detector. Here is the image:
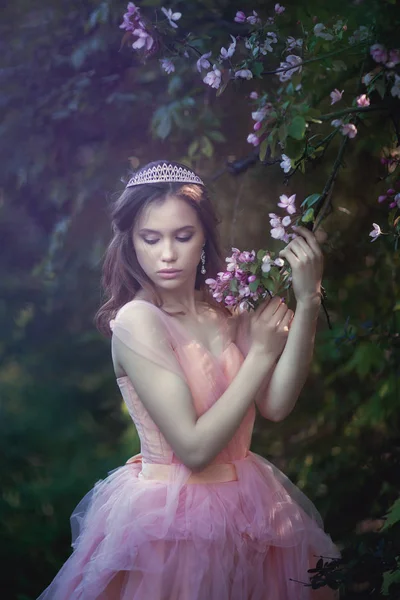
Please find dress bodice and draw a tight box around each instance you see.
[112,303,256,466]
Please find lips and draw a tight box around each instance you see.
[158,270,181,273]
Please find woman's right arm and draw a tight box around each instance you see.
[112,299,290,471]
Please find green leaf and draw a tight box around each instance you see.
[188,140,199,158]
[301,193,321,208]
[229,279,238,292]
[249,279,260,292]
[381,497,400,530]
[216,81,229,97]
[257,249,267,260]
[287,116,306,140]
[152,106,172,139]
[252,62,264,78]
[382,569,400,595]
[373,78,386,99]
[208,130,226,143]
[301,208,315,223]
[259,139,269,161]
[284,137,305,160]
[201,136,213,158]
[167,75,183,95]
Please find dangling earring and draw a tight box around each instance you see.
[200,248,206,275]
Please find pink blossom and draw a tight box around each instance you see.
[238,250,255,263]
[330,88,344,105]
[378,195,387,203]
[286,36,303,51]
[160,58,175,74]
[247,133,259,146]
[356,94,370,107]
[234,10,246,23]
[274,257,285,267]
[386,49,400,68]
[119,3,140,30]
[369,223,382,242]
[196,51,212,73]
[314,23,334,41]
[394,193,400,208]
[250,91,259,100]
[275,3,285,14]
[247,10,261,25]
[203,65,222,89]
[282,215,291,226]
[269,213,281,227]
[251,107,268,122]
[331,118,344,128]
[205,277,217,288]
[254,121,262,131]
[261,255,272,273]
[278,193,297,215]
[278,54,302,82]
[341,123,358,138]
[391,74,400,99]
[362,72,374,86]
[280,154,291,173]
[119,14,135,31]
[132,29,154,51]
[271,225,286,240]
[220,35,237,60]
[239,285,251,298]
[224,295,237,306]
[126,2,138,15]
[235,69,253,80]
[370,43,388,64]
[161,7,182,29]
[387,188,395,195]
[247,275,257,283]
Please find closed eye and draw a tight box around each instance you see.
[143,236,193,245]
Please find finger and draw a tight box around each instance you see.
[292,225,323,256]
[271,302,289,320]
[289,237,314,260]
[254,295,273,317]
[279,310,294,332]
[279,247,300,266]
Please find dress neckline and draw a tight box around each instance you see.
[115,299,237,382]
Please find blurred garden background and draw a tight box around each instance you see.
[1,0,399,598]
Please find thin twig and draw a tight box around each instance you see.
[320,105,388,121]
[261,41,368,76]
[313,135,349,231]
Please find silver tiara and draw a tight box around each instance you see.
[126,163,205,187]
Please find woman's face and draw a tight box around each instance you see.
[132,194,205,291]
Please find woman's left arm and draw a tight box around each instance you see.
[255,225,324,422]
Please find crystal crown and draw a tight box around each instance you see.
[126,163,205,187]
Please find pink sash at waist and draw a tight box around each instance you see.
[126,453,241,484]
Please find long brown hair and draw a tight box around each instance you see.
[95,160,230,337]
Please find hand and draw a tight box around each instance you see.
[249,296,294,360]
[278,225,324,304]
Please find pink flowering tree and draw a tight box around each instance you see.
[116,4,400,594]
[117,0,400,322]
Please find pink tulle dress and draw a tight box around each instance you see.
[37,299,341,600]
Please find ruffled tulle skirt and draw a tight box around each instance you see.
[37,451,340,600]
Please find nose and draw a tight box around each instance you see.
[160,240,178,263]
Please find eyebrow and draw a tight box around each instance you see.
[138,225,196,234]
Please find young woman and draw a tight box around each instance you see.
[38,160,340,599]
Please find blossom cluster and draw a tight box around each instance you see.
[205,247,289,312]
[119,2,155,52]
